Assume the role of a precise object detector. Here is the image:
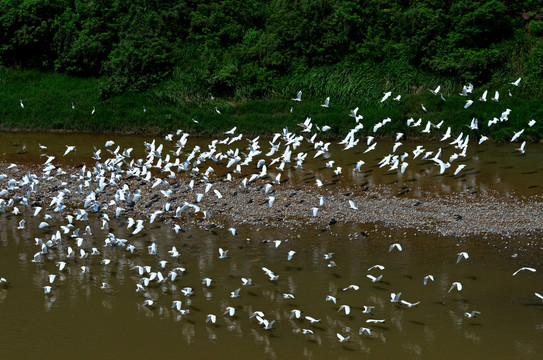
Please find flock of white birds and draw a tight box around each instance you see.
[2,78,542,349]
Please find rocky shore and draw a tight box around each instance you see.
[2,161,542,238]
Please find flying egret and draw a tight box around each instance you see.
[448,282,463,292]
[343,284,360,291]
[510,77,521,86]
[464,311,481,319]
[292,91,302,101]
[64,145,76,156]
[321,97,330,107]
[456,252,469,263]
[338,305,351,315]
[381,91,392,102]
[423,275,435,285]
[400,300,420,308]
[389,243,402,252]
[287,250,296,261]
[367,274,383,283]
[219,248,228,259]
[512,267,536,276]
[305,316,321,323]
[511,129,525,142]
[336,333,350,343]
[348,200,358,210]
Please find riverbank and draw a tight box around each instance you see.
[2,159,542,238]
[1,69,542,142]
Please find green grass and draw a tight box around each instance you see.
[0,68,541,142]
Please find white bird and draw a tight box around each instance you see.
[362,306,375,314]
[510,77,521,86]
[368,265,385,271]
[325,295,336,304]
[219,248,228,259]
[517,141,526,154]
[20,99,24,108]
[202,277,212,287]
[479,136,489,144]
[390,292,402,303]
[381,91,392,102]
[301,329,314,335]
[448,282,463,292]
[224,307,236,317]
[290,309,302,319]
[512,267,536,276]
[479,90,488,102]
[311,207,318,217]
[423,275,435,286]
[393,94,401,101]
[367,274,383,283]
[228,228,236,236]
[456,252,469,263]
[491,91,499,102]
[348,200,358,210]
[287,250,296,261]
[206,314,217,324]
[430,85,441,95]
[292,91,302,101]
[535,293,543,301]
[224,127,237,135]
[91,107,95,115]
[464,100,473,109]
[511,129,524,142]
[321,97,330,107]
[359,327,372,336]
[439,128,453,143]
[401,300,420,308]
[64,145,76,156]
[389,243,402,252]
[343,284,359,291]
[336,333,350,343]
[338,305,351,315]
[528,119,536,127]
[305,316,321,323]
[464,311,481,319]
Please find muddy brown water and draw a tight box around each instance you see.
[0,132,543,359]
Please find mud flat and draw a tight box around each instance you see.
[2,161,542,238]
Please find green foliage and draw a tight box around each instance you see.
[529,20,543,37]
[0,1,542,102]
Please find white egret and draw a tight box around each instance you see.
[456,252,469,263]
[512,267,536,276]
[389,243,402,252]
[321,97,330,107]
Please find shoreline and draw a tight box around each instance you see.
[1,161,542,238]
